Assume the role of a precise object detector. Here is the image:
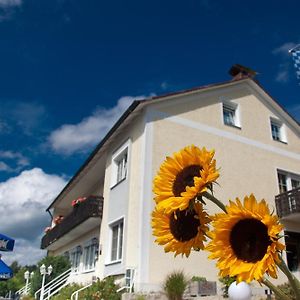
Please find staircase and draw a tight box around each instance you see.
[15,282,31,298]
[34,268,72,300]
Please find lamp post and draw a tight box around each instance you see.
[24,270,34,295]
[24,271,30,295]
[39,264,53,300]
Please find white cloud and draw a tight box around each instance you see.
[275,63,290,83]
[3,238,46,266]
[0,168,66,265]
[0,161,11,172]
[48,95,145,155]
[0,0,21,7]
[0,101,47,136]
[0,150,30,173]
[272,42,297,56]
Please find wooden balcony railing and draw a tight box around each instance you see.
[41,195,103,249]
[275,187,300,219]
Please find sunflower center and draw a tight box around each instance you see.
[172,165,202,196]
[169,209,200,242]
[230,218,271,263]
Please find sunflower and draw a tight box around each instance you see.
[206,194,285,283]
[153,145,219,213]
[152,202,210,257]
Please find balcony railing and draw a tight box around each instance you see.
[275,187,300,219]
[41,195,103,249]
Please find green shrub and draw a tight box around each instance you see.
[163,271,188,300]
[82,276,121,300]
[191,276,206,282]
[275,282,296,300]
[51,277,121,300]
[30,255,71,296]
[51,283,83,300]
[219,276,236,298]
[20,296,35,300]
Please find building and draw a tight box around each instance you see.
[41,64,300,294]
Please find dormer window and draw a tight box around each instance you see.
[270,118,286,143]
[222,102,240,128]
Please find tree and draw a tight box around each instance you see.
[30,255,70,296]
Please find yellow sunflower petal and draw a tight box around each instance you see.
[206,194,285,283]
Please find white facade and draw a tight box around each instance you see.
[42,71,300,294]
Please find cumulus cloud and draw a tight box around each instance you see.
[0,0,21,7]
[0,101,47,136]
[48,95,145,155]
[0,168,66,265]
[0,0,21,21]
[0,150,30,173]
[272,42,299,83]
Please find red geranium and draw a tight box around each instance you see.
[44,227,52,233]
[54,215,64,225]
[71,197,87,207]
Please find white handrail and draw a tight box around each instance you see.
[69,267,126,300]
[34,268,72,299]
[16,282,32,296]
[70,283,93,300]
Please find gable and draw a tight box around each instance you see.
[145,79,300,153]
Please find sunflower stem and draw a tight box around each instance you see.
[202,191,227,213]
[262,278,290,300]
[277,255,300,300]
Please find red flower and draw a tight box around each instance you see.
[44,227,52,233]
[71,197,87,207]
[54,215,64,225]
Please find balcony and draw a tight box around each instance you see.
[275,187,300,220]
[41,195,103,250]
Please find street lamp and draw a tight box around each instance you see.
[24,270,34,295]
[24,271,30,295]
[39,264,53,300]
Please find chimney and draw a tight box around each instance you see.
[229,64,258,81]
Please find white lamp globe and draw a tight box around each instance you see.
[228,281,252,300]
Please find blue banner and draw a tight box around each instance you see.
[0,260,13,280]
[0,233,15,252]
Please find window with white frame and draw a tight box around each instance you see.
[116,151,127,183]
[111,141,129,187]
[270,118,286,143]
[277,171,300,194]
[222,102,240,127]
[110,219,124,262]
[70,246,82,272]
[83,238,99,271]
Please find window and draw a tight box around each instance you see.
[222,102,240,127]
[70,246,82,272]
[277,171,300,194]
[278,173,288,193]
[110,220,123,262]
[270,118,286,143]
[116,152,127,183]
[83,238,98,271]
[285,231,300,272]
[111,141,130,187]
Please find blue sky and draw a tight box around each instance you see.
[0,0,299,265]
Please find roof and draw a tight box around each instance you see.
[46,74,300,211]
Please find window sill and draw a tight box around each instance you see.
[81,268,96,274]
[224,123,241,130]
[110,177,126,190]
[105,259,122,266]
[272,139,288,145]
